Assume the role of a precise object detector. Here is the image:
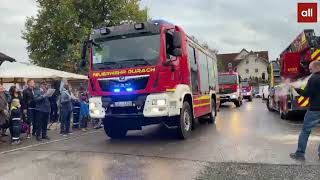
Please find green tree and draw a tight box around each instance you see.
[23,0,148,73]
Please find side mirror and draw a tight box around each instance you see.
[80,42,88,69]
[172,48,182,57]
[173,31,182,48]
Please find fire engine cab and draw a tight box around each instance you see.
[218,71,243,107]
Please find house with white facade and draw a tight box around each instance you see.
[217,49,269,82]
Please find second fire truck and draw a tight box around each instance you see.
[267,29,320,119]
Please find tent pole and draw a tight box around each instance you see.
[13,78,17,85]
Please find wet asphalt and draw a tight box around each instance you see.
[0,98,320,180]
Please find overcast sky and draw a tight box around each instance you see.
[0,0,319,62]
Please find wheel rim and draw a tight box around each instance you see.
[183,110,191,131]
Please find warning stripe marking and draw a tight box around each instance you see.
[298,97,309,107]
[311,49,320,60]
[301,99,309,107]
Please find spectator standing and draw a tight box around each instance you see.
[79,96,89,131]
[290,61,320,160]
[0,85,10,136]
[9,86,24,108]
[78,85,88,102]
[9,99,22,145]
[49,91,59,123]
[60,83,73,136]
[23,80,36,137]
[34,81,51,141]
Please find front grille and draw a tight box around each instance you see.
[102,94,148,103]
[109,107,143,115]
[99,76,149,92]
[220,88,235,94]
[102,94,148,115]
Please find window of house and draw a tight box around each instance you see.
[255,68,259,73]
[246,69,249,73]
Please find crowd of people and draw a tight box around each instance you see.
[0,79,90,145]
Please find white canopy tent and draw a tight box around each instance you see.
[0,61,88,84]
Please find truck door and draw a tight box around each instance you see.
[195,49,211,117]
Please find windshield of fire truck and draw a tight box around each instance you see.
[241,81,249,87]
[92,34,160,70]
[218,75,237,85]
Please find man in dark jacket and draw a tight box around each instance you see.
[23,79,36,136]
[34,81,51,141]
[290,61,320,161]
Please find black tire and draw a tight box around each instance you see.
[103,118,128,139]
[248,96,253,102]
[266,97,274,112]
[177,101,193,139]
[280,108,289,120]
[234,99,241,107]
[208,99,216,124]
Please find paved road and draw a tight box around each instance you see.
[1,99,320,180]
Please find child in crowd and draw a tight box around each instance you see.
[10,99,22,145]
[79,93,89,131]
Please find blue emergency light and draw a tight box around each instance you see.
[126,88,133,92]
[113,88,120,93]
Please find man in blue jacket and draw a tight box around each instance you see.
[290,61,320,161]
[34,81,51,141]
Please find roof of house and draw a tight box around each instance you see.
[217,49,269,71]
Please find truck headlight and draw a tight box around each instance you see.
[231,94,237,99]
[89,102,97,109]
[152,99,166,106]
[93,109,100,115]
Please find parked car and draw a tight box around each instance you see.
[254,88,262,98]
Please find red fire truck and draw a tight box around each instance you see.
[218,71,243,107]
[81,20,219,139]
[267,29,320,119]
[241,80,253,102]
